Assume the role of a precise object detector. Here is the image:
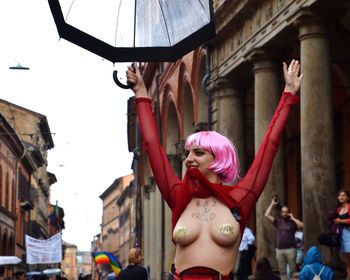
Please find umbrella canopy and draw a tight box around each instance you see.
[0,256,22,265]
[26,272,46,280]
[43,268,61,275]
[48,0,215,62]
[107,272,117,280]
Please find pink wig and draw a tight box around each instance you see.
[185,131,239,183]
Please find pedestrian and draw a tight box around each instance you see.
[295,230,304,272]
[249,257,280,280]
[126,59,302,279]
[118,248,148,280]
[264,196,304,280]
[333,189,350,279]
[236,226,256,280]
[0,267,5,280]
[299,246,333,280]
[14,272,26,280]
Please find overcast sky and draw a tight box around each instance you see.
[0,0,134,251]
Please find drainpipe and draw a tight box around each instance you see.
[15,146,27,259]
[134,125,141,247]
[155,63,165,280]
[201,45,212,130]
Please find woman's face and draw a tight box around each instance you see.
[338,191,349,204]
[185,146,216,179]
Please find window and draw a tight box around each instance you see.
[5,172,9,209]
[0,165,2,206]
[11,179,15,212]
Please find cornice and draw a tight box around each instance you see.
[214,0,259,35]
[211,0,318,79]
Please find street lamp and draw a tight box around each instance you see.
[9,62,30,70]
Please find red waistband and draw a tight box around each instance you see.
[173,266,231,280]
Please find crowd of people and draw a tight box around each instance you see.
[2,192,349,279]
[0,268,65,280]
[231,190,350,279]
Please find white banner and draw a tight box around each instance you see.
[25,233,62,264]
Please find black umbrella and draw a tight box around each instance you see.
[48,0,215,63]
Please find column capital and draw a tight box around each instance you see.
[294,5,347,41]
[246,48,281,74]
[247,47,282,61]
[294,12,329,41]
[208,77,243,98]
[209,77,233,90]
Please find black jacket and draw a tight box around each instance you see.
[118,265,148,280]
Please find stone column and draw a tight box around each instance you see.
[155,189,163,279]
[297,15,336,261]
[142,186,151,275]
[163,203,175,277]
[251,51,285,269]
[148,184,157,280]
[210,78,247,172]
[164,155,179,276]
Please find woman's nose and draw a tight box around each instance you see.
[185,152,194,163]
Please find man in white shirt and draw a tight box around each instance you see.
[236,226,256,280]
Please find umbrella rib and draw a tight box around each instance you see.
[133,0,137,57]
[197,0,210,21]
[114,0,123,47]
[65,0,76,21]
[157,0,172,46]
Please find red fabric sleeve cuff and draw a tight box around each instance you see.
[135,97,152,104]
[282,92,300,104]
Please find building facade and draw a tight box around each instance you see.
[0,112,27,258]
[129,0,350,279]
[76,251,92,277]
[62,241,78,280]
[90,234,101,280]
[95,174,134,272]
[0,99,59,272]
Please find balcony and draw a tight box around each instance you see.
[30,220,49,239]
[19,187,35,211]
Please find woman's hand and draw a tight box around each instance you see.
[283,59,303,95]
[334,218,342,224]
[271,196,279,206]
[126,63,150,99]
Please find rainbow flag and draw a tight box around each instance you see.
[92,251,122,276]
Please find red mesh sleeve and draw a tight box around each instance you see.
[232,92,299,225]
[136,98,181,209]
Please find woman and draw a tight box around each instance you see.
[118,248,149,280]
[334,190,350,279]
[126,60,302,279]
[249,257,280,280]
[299,246,333,280]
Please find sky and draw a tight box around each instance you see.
[0,0,134,251]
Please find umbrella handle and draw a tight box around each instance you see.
[113,70,134,89]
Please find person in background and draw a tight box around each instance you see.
[0,267,5,280]
[333,189,350,280]
[248,257,280,280]
[236,226,256,280]
[14,272,27,280]
[299,246,333,280]
[264,196,304,280]
[295,230,304,272]
[126,60,302,279]
[118,248,148,280]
